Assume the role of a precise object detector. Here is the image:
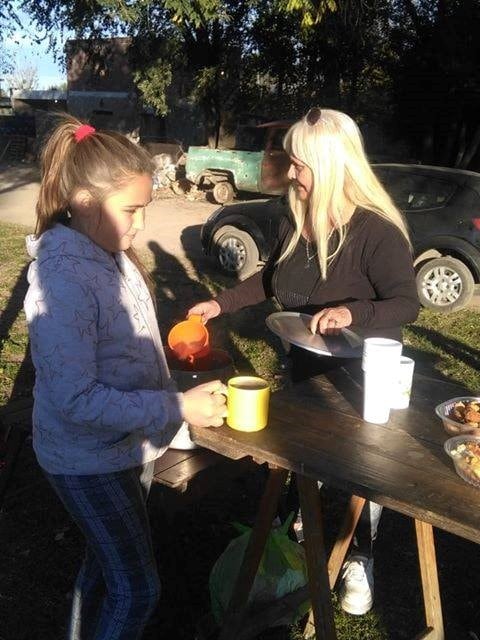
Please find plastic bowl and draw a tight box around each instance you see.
[435,396,480,436]
[444,435,480,488]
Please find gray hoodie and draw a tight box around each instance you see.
[24,224,184,475]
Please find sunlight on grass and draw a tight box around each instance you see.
[404,308,480,391]
[0,222,32,403]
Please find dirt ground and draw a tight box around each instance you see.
[0,162,219,274]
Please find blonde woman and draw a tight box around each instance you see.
[188,108,420,615]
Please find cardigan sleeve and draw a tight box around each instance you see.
[215,214,292,314]
[343,220,420,329]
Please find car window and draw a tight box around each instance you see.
[373,167,390,188]
[384,171,457,211]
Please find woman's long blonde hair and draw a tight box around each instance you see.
[36,113,155,288]
[281,108,411,279]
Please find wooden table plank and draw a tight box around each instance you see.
[191,372,480,544]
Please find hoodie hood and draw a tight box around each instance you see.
[26,223,116,271]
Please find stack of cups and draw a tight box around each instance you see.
[362,338,402,424]
[391,356,415,409]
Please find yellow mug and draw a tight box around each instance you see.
[226,376,270,432]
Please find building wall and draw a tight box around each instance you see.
[66,37,135,93]
[65,38,141,137]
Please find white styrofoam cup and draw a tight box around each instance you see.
[390,356,415,409]
[362,338,402,423]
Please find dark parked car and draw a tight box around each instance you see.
[200,164,480,312]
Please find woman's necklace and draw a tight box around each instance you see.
[305,239,317,269]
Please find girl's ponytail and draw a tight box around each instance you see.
[35,115,82,235]
[35,114,154,237]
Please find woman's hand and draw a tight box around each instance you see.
[310,306,353,335]
[187,300,221,324]
[182,379,227,428]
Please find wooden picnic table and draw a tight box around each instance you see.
[190,365,480,640]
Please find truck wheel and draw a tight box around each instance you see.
[212,181,234,204]
[416,256,475,312]
[213,226,259,279]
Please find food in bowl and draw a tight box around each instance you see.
[435,396,480,435]
[444,436,480,487]
[449,400,480,426]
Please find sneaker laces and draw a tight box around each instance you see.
[342,558,369,584]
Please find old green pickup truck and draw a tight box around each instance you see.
[185,121,291,203]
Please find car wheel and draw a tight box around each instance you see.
[212,181,234,204]
[416,256,475,312]
[213,226,259,278]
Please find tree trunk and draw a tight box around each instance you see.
[454,122,467,168]
[459,124,480,169]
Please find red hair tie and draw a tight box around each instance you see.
[74,124,96,142]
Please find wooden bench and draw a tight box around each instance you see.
[152,447,254,516]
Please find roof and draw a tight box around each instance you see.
[256,120,293,129]
[12,89,67,101]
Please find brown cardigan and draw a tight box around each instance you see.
[215,208,420,343]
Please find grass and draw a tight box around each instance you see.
[1,219,480,640]
[0,222,33,404]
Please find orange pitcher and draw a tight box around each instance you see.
[167,314,210,363]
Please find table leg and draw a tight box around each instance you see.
[414,519,445,640]
[327,494,366,588]
[218,466,288,640]
[302,494,365,637]
[297,475,337,640]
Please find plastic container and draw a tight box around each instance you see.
[167,314,210,362]
[444,435,480,488]
[435,396,480,435]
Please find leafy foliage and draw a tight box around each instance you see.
[133,58,172,115]
[6,0,480,166]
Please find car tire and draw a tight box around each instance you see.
[416,256,475,312]
[212,181,234,204]
[213,226,259,279]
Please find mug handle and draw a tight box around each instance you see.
[212,385,229,418]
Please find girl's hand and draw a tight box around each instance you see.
[310,306,353,336]
[187,300,221,324]
[182,379,227,428]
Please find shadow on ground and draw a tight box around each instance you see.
[0,162,40,197]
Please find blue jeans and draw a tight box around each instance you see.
[45,462,160,640]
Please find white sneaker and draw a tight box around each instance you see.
[339,554,374,615]
[293,512,304,543]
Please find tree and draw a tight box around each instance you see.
[6,59,39,91]
[389,0,480,169]
[0,0,19,76]
[18,0,339,144]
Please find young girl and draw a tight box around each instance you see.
[24,115,226,640]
